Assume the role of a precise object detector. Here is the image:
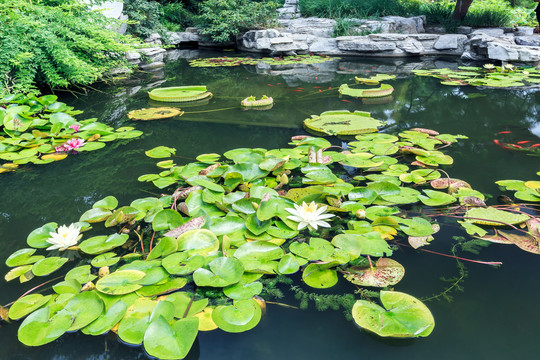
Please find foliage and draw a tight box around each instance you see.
[413,65,540,88]
[0,0,137,94]
[299,0,421,18]
[123,0,165,38]
[194,0,281,43]
[161,2,194,32]
[0,93,143,172]
[464,0,513,27]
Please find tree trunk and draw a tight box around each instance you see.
[451,0,474,21]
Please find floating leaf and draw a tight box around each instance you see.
[304,110,385,136]
[9,294,52,320]
[96,270,146,295]
[148,86,212,103]
[127,107,183,120]
[79,234,129,255]
[344,258,405,287]
[144,317,199,360]
[352,291,434,337]
[32,257,69,276]
[193,257,244,287]
[212,299,261,333]
[339,83,394,98]
[302,263,338,289]
[18,306,72,346]
[145,146,176,158]
[465,207,530,226]
[27,222,57,248]
[82,300,128,336]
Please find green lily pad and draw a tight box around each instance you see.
[93,196,118,210]
[82,300,128,336]
[302,263,338,289]
[234,240,284,262]
[162,252,205,275]
[289,237,334,261]
[65,265,97,284]
[465,207,530,226]
[79,208,113,223]
[136,277,188,297]
[9,294,53,320]
[117,299,158,345]
[352,291,435,337]
[55,291,104,331]
[152,209,185,231]
[223,281,263,300]
[96,270,146,295]
[143,317,199,360]
[212,299,262,333]
[164,292,209,319]
[27,222,58,248]
[345,258,405,287]
[145,146,176,158]
[18,306,72,346]
[148,86,212,103]
[339,83,394,98]
[398,217,435,237]
[177,229,220,256]
[277,253,301,275]
[79,233,129,255]
[32,257,69,276]
[147,236,178,261]
[52,279,82,295]
[193,257,244,287]
[332,232,392,258]
[304,110,385,136]
[418,190,457,206]
[90,252,121,267]
[5,248,44,267]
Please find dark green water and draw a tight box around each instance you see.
[1,50,539,359]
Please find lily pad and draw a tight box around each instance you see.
[143,317,199,360]
[96,270,146,295]
[127,107,183,120]
[212,299,262,333]
[344,258,405,287]
[9,294,52,320]
[32,257,69,276]
[193,257,244,287]
[352,290,434,337]
[339,83,394,98]
[79,233,129,255]
[465,207,530,226]
[304,110,385,136]
[302,263,338,289]
[18,306,72,346]
[148,86,212,103]
[82,300,128,336]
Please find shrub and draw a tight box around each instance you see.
[465,0,513,27]
[161,2,194,32]
[194,0,280,43]
[0,0,138,94]
[123,0,165,38]
[298,0,421,19]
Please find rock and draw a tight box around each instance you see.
[282,17,337,38]
[166,49,200,61]
[126,51,141,61]
[398,38,423,54]
[337,36,396,52]
[434,34,467,50]
[369,34,408,41]
[308,38,339,54]
[381,15,425,34]
[138,47,166,57]
[139,61,165,70]
[515,26,534,36]
[471,28,505,37]
[166,31,200,45]
[515,36,540,47]
[487,42,540,62]
[457,26,472,35]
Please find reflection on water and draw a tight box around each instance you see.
[1,49,539,359]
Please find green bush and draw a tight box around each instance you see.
[124,0,165,38]
[195,0,280,43]
[0,0,137,94]
[465,0,513,27]
[161,2,194,32]
[298,0,421,19]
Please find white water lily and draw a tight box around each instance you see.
[46,224,82,251]
[285,201,335,230]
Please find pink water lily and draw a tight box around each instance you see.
[64,138,85,150]
[69,124,80,132]
[55,138,85,152]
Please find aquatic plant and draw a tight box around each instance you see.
[0,93,143,173]
[2,130,539,358]
[413,65,540,88]
[240,95,274,108]
[355,74,396,85]
[339,83,395,98]
[189,54,339,67]
[127,107,184,121]
[148,86,213,103]
[303,110,385,136]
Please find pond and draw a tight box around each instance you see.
[1,50,539,359]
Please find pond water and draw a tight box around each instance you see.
[1,50,539,359]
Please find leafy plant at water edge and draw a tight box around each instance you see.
[0,93,143,172]
[3,129,540,357]
[194,0,281,43]
[0,0,138,94]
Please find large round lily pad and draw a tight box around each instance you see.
[302,263,338,289]
[96,270,146,295]
[193,257,244,287]
[339,83,394,98]
[148,86,212,103]
[304,110,385,136]
[212,299,262,333]
[9,293,52,320]
[344,258,405,287]
[352,290,435,338]
[18,306,72,346]
[143,317,199,360]
[127,107,183,121]
[82,300,128,336]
